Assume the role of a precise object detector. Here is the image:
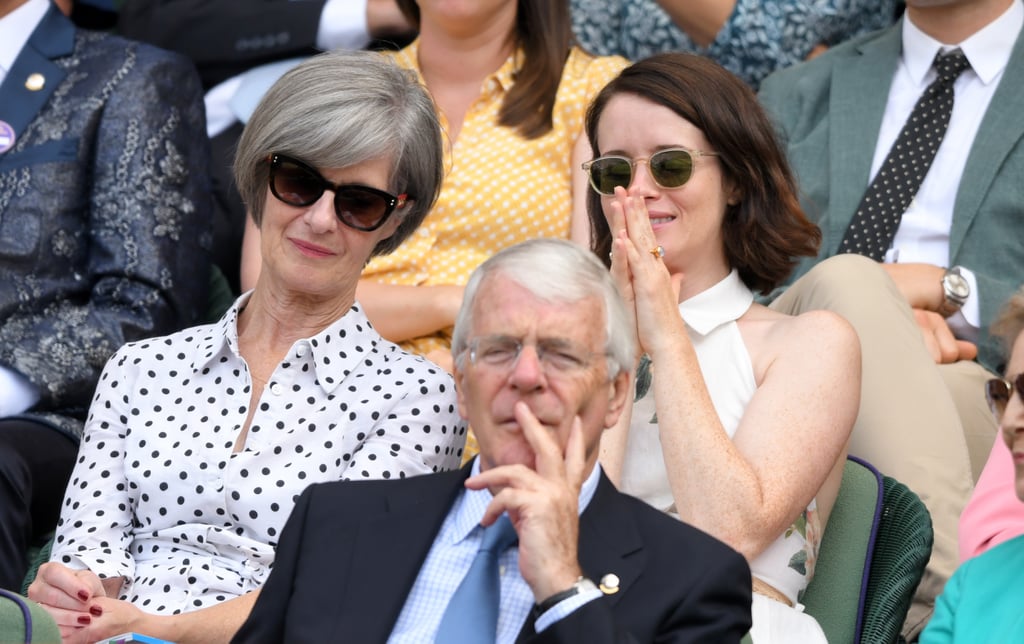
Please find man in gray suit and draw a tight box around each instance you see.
[759,0,1024,637]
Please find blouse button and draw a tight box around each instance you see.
[269,382,282,396]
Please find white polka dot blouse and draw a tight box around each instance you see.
[50,296,466,614]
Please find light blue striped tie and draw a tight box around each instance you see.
[434,514,519,643]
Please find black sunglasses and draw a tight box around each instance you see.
[582,148,719,196]
[986,373,1024,420]
[267,154,408,231]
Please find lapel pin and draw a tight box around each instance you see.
[599,573,620,595]
[25,73,45,91]
[0,121,15,154]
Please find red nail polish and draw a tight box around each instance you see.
[90,606,103,617]
[77,590,89,601]
[77,615,91,625]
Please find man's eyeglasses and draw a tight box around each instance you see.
[465,336,603,376]
[582,147,719,196]
[985,372,1024,420]
[267,153,407,231]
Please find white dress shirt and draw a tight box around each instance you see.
[875,0,1023,334]
[0,0,48,84]
[0,0,50,414]
[388,459,604,642]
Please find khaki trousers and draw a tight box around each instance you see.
[771,255,996,639]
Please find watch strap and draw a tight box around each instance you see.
[535,577,597,614]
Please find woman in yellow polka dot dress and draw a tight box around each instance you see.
[353,0,627,371]
[239,2,626,458]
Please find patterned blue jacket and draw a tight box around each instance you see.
[0,5,212,440]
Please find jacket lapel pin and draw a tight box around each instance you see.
[25,73,45,91]
[599,573,620,595]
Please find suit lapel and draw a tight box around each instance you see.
[826,24,903,249]
[0,6,73,161]
[515,473,645,642]
[335,467,471,643]
[950,28,1024,258]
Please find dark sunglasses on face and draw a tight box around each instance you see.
[985,372,1024,420]
[267,154,408,231]
[582,147,719,196]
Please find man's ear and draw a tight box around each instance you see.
[603,369,631,429]
[453,361,469,420]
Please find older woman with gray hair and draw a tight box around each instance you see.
[27,49,466,644]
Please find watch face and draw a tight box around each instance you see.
[946,274,970,299]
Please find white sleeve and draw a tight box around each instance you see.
[316,0,371,51]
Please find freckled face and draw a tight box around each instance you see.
[594,94,733,279]
[258,155,402,301]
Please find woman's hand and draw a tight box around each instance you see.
[68,596,152,644]
[28,562,106,638]
[607,188,684,357]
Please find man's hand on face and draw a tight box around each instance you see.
[465,401,587,602]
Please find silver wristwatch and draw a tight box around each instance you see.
[938,266,970,317]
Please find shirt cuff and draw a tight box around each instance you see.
[0,365,39,416]
[534,587,603,633]
[317,0,371,51]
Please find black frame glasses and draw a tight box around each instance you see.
[267,153,408,231]
[582,147,719,196]
[985,373,1024,420]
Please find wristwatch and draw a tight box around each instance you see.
[535,577,598,614]
[938,266,970,317]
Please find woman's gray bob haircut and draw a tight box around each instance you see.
[451,238,637,379]
[233,49,443,258]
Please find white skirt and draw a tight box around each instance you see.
[749,593,827,644]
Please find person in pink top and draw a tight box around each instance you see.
[959,285,1024,561]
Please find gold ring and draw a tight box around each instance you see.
[649,245,665,259]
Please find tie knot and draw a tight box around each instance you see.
[933,48,970,83]
[479,514,518,554]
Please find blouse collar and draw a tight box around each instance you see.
[677,269,754,337]
[395,38,521,94]
[193,292,383,395]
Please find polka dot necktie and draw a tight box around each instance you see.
[838,48,971,261]
[434,513,519,643]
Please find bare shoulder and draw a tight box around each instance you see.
[741,305,859,372]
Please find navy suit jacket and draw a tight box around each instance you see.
[759,19,1024,372]
[233,466,753,643]
[0,5,211,439]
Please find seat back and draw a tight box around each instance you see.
[802,456,883,644]
[19,537,52,596]
[204,263,236,324]
[860,475,933,644]
[0,588,61,644]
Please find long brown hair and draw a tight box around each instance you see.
[584,53,820,295]
[396,0,572,139]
